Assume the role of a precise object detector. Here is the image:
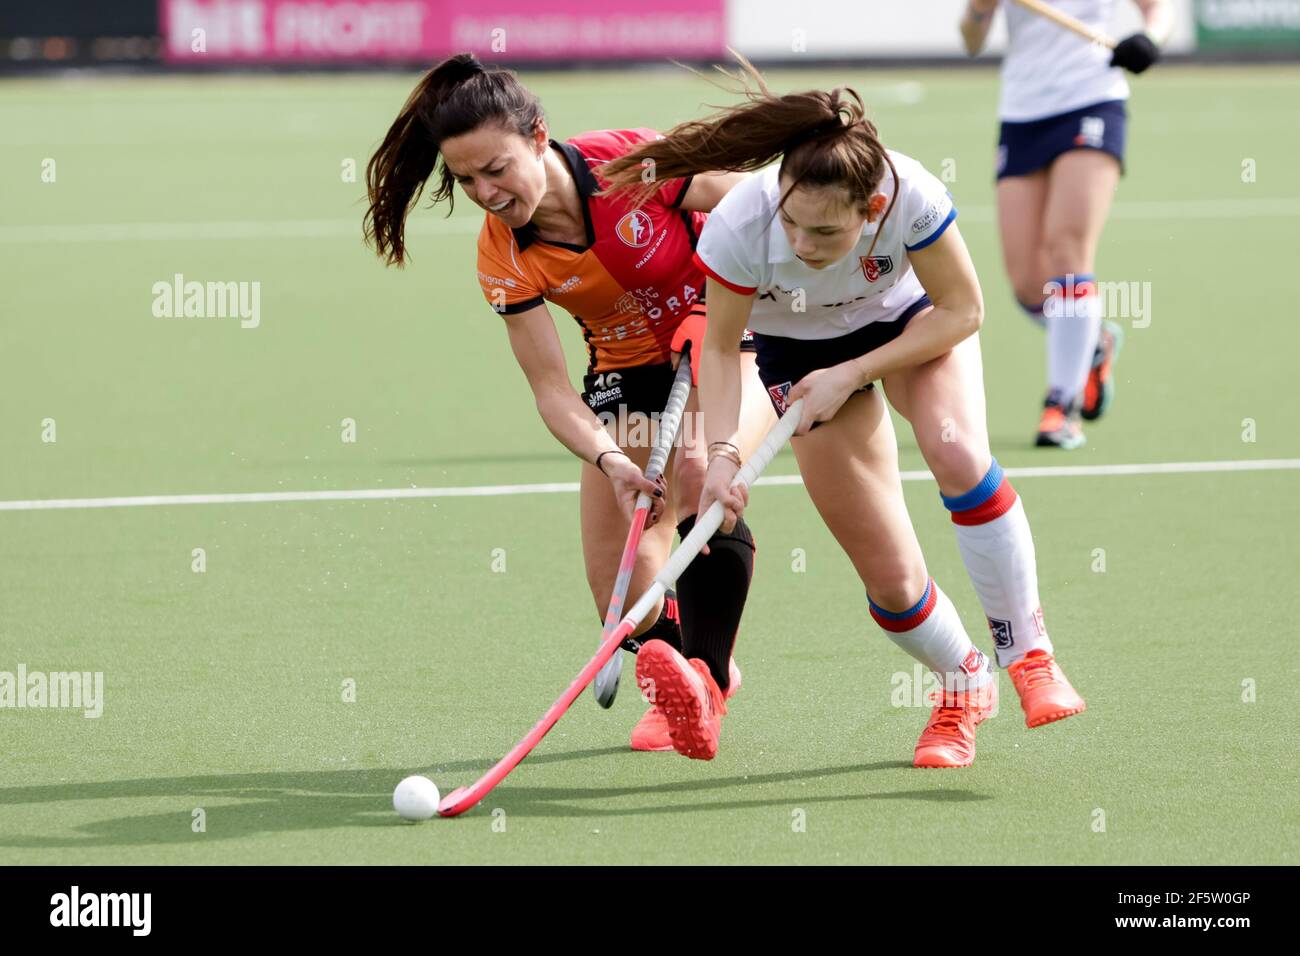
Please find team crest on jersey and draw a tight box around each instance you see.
[859,255,894,282]
[988,618,1013,649]
[615,210,654,248]
[767,381,793,416]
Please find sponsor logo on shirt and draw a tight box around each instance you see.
[910,200,946,235]
[767,381,793,416]
[615,210,654,248]
[477,271,517,289]
[594,319,650,342]
[547,275,582,296]
[1075,115,1106,148]
[859,255,894,282]
[634,226,669,268]
[614,285,698,324]
[762,284,873,311]
[616,291,644,315]
[585,385,623,409]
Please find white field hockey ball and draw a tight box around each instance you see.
[393,775,440,821]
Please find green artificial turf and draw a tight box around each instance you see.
[1,66,1297,864]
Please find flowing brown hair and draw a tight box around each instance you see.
[598,56,899,258]
[363,53,544,266]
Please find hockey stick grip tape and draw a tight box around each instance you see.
[643,352,694,484]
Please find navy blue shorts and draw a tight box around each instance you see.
[752,295,932,418]
[996,100,1127,180]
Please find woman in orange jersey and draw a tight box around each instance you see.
[364,54,774,752]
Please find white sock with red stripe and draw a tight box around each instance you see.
[869,579,991,695]
[942,459,1055,667]
[1045,273,1102,408]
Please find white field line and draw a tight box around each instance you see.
[2,458,1296,513]
[4,198,1300,244]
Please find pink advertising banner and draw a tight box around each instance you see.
[161,0,726,63]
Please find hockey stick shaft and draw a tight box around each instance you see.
[1010,0,1117,48]
[436,399,803,817]
[592,352,695,704]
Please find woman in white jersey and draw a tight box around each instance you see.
[962,0,1174,448]
[600,67,1086,766]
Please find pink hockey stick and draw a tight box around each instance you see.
[436,398,803,817]
[591,352,695,707]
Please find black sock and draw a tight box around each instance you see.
[674,515,755,691]
[619,588,682,654]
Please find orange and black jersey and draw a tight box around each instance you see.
[475,128,707,373]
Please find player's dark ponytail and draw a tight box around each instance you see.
[598,55,899,259]
[364,53,544,266]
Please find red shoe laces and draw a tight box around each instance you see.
[1015,654,1057,691]
[926,698,970,736]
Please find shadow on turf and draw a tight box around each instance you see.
[0,748,987,846]
[473,759,992,820]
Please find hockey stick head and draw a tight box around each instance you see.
[425,403,801,819]
[437,786,473,817]
[593,649,623,708]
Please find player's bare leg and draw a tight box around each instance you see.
[1043,149,1124,423]
[884,334,1086,727]
[998,168,1083,446]
[626,355,767,751]
[791,387,994,767]
[734,351,779,459]
[996,169,1051,320]
[580,412,678,645]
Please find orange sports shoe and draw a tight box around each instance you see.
[1035,399,1086,450]
[633,640,727,760]
[913,680,997,769]
[1081,320,1124,421]
[1007,649,1087,728]
[630,657,740,752]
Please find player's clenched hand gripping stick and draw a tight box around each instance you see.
[436,399,803,818]
[1010,0,1164,73]
[592,348,695,707]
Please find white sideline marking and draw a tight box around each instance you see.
[2,459,1296,513]
[4,198,1300,243]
